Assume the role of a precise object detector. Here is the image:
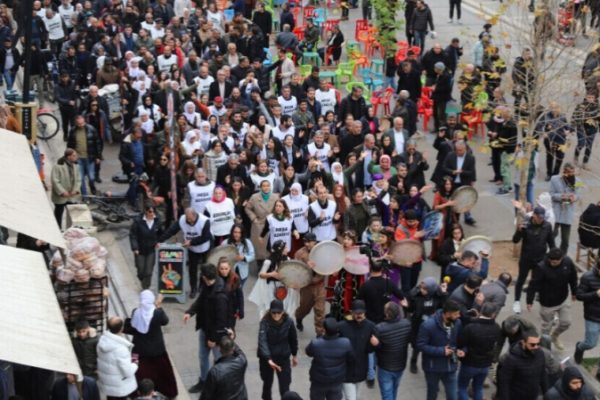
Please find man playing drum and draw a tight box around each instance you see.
[294,233,326,336]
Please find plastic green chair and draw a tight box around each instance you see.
[370,59,384,74]
[345,81,370,101]
[335,61,354,86]
[319,70,336,84]
[303,52,321,66]
[299,64,313,77]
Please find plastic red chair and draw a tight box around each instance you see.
[291,6,302,26]
[355,19,369,41]
[293,26,305,41]
[410,46,421,56]
[323,18,340,35]
[418,87,434,130]
[371,87,394,116]
[460,110,485,140]
[303,5,316,23]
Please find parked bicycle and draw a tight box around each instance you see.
[5,91,60,141]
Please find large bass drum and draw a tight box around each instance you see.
[309,240,345,275]
[344,246,370,275]
[459,235,493,256]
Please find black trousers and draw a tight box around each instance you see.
[259,357,291,400]
[544,138,565,177]
[449,0,462,19]
[433,100,447,131]
[188,251,205,291]
[310,382,343,400]
[514,258,539,301]
[491,147,502,181]
[60,107,76,139]
[54,202,73,228]
[554,223,571,255]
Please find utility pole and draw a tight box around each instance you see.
[15,0,38,141]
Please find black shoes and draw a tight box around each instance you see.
[410,359,418,374]
[296,319,304,332]
[189,379,204,393]
[95,177,102,183]
[366,379,375,388]
[465,219,477,226]
[189,288,197,299]
[574,343,584,364]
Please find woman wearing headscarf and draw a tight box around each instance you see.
[203,140,228,182]
[282,183,310,255]
[249,240,300,317]
[182,101,202,128]
[368,153,397,181]
[245,180,280,263]
[136,94,162,127]
[181,130,202,165]
[124,290,178,399]
[198,121,214,153]
[204,185,236,244]
[331,162,345,187]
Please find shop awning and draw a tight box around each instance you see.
[0,129,65,248]
[0,245,81,376]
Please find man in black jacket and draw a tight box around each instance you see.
[306,317,355,400]
[497,329,548,400]
[338,86,368,122]
[258,300,298,400]
[55,72,78,141]
[449,274,485,326]
[216,153,251,187]
[526,248,578,350]
[512,206,555,313]
[129,205,162,289]
[184,264,230,394]
[338,300,378,398]
[374,302,412,400]
[200,335,248,400]
[431,62,452,132]
[574,261,600,373]
[442,140,477,225]
[456,302,501,400]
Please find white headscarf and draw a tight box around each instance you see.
[182,130,200,156]
[331,162,344,186]
[290,182,303,200]
[130,290,156,334]
[183,101,199,125]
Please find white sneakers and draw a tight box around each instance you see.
[513,301,522,314]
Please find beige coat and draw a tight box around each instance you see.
[51,157,82,204]
[245,192,280,260]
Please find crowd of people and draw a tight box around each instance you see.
[1,0,600,397]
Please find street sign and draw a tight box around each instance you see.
[156,243,187,304]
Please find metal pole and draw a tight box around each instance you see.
[22,0,33,104]
[166,84,178,220]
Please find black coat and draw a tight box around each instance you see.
[67,124,102,160]
[124,308,169,358]
[449,285,479,325]
[358,276,405,324]
[374,318,411,372]
[185,277,229,342]
[527,256,578,307]
[216,163,251,187]
[397,68,422,101]
[257,314,298,360]
[512,220,555,262]
[51,377,99,400]
[442,152,477,186]
[71,334,99,377]
[497,343,548,400]
[576,269,600,323]
[339,319,377,382]
[422,50,449,81]
[338,95,368,122]
[209,80,233,102]
[201,346,248,400]
[578,203,600,249]
[431,71,452,102]
[456,318,501,368]
[252,10,273,37]
[0,46,21,73]
[55,81,78,112]
[305,334,355,385]
[129,215,162,255]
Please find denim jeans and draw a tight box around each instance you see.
[514,183,534,206]
[414,30,427,51]
[367,353,376,381]
[457,365,488,400]
[3,69,15,90]
[378,367,403,400]
[425,371,458,400]
[578,319,600,367]
[78,157,96,196]
[198,328,221,382]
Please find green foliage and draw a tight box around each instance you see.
[372,0,405,54]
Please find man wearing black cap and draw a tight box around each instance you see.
[338,300,378,399]
[258,299,298,400]
[512,205,555,314]
[294,232,326,336]
[306,317,355,400]
[526,247,578,350]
